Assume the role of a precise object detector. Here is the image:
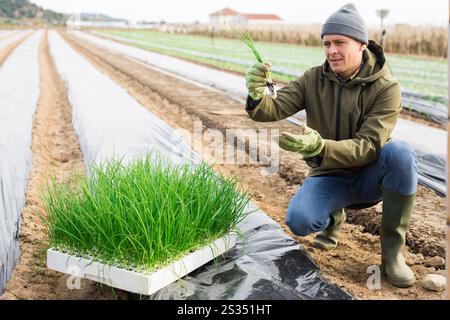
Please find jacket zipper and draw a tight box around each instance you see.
[335,83,344,141]
[348,112,353,139]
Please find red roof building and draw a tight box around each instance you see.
[209,8,239,17]
[239,14,282,21]
[209,8,283,26]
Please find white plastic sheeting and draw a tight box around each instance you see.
[48,31,198,173]
[0,30,31,52]
[0,30,41,294]
[394,121,446,157]
[71,31,447,194]
[0,30,19,39]
[71,30,247,99]
[0,30,13,39]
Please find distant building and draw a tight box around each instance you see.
[234,13,283,26]
[209,8,283,27]
[209,8,239,26]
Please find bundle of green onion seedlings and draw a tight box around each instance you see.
[235,27,277,98]
[42,155,249,273]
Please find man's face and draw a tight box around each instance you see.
[322,34,366,79]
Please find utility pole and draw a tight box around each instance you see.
[376,9,389,46]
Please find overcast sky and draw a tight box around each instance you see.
[31,0,448,26]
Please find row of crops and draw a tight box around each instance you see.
[0,29,31,49]
[0,30,40,293]
[0,29,21,39]
[75,31,446,154]
[96,29,448,124]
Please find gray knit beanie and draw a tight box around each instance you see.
[321,3,368,45]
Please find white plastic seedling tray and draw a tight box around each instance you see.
[47,233,237,295]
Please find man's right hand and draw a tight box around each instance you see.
[245,62,271,100]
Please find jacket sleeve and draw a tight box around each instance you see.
[245,73,307,122]
[318,82,402,170]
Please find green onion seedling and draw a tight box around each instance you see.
[42,155,250,272]
[233,27,277,98]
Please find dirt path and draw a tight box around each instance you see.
[0,31,130,300]
[61,31,446,299]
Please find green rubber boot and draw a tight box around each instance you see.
[381,187,416,288]
[312,209,345,250]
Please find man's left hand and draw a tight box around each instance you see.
[278,125,325,158]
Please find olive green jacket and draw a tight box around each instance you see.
[246,40,402,177]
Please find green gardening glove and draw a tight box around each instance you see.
[245,62,271,100]
[278,125,325,158]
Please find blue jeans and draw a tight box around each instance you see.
[285,141,418,236]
